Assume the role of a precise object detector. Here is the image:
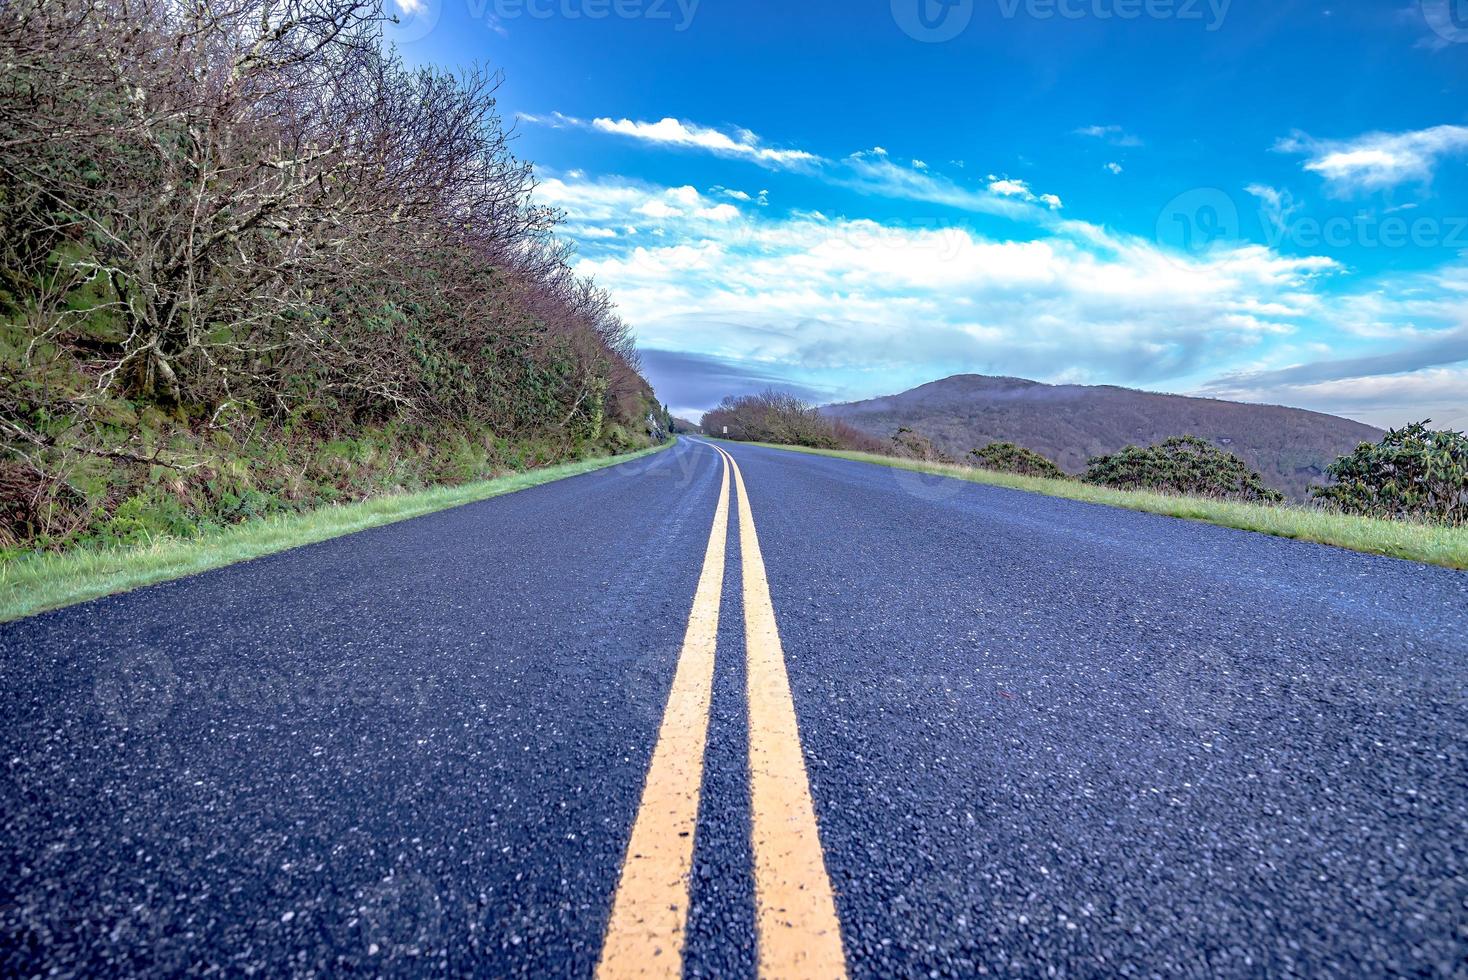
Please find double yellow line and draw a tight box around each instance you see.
[597,442,847,980]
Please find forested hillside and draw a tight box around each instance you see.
[0,0,666,552]
[824,375,1383,500]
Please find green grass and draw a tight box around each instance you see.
[731,441,1468,571]
[1,440,673,623]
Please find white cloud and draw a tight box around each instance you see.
[536,177,746,233]
[1243,183,1306,241]
[1204,362,1468,430]
[979,176,1064,211]
[547,173,1350,404]
[534,171,1466,425]
[1276,125,1468,194]
[393,0,426,13]
[1075,124,1143,147]
[695,203,741,222]
[839,155,1060,218]
[988,177,1033,198]
[1105,162,1123,175]
[527,112,1063,221]
[580,116,821,169]
[522,112,820,169]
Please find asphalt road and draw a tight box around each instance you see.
[2,438,1464,977]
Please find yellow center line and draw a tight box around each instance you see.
[713,443,849,980]
[597,444,730,980]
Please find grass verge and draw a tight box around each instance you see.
[732,441,1468,571]
[1,440,673,623]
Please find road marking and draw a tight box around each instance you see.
[597,445,730,980]
[713,444,849,980]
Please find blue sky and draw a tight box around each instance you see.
[390,0,1468,426]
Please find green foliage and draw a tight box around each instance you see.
[102,490,200,545]
[969,441,1068,479]
[1312,422,1468,525]
[1084,435,1284,503]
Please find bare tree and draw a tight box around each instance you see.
[0,0,661,546]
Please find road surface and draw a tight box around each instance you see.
[2,438,1465,977]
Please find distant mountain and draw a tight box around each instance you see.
[672,416,703,434]
[822,375,1383,500]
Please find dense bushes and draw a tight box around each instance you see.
[1313,422,1467,525]
[0,0,663,551]
[1084,436,1284,502]
[702,391,884,451]
[969,442,1068,479]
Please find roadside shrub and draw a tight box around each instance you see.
[1084,435,1284,502]
[969,442,1068,480]
[1312,421,1467,525]
[889,428,952,462]
[830,420,888,454]
[703,390,845,448]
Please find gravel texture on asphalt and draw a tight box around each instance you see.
[2,438,1464,977]
[1,442,720,976]
[724,440,1466,978]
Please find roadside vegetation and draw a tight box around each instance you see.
[0,442,670,623]
[0,0,669,563]
[1083,436,1284,503]
[703,391,887,452]
[1312,422,1467,524]
[968,442,1069,480]
[709,390,1468,569]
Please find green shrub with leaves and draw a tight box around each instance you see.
[1312,421,1467,525]
[969,442,1068,480]
[1084,435,1284,502]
